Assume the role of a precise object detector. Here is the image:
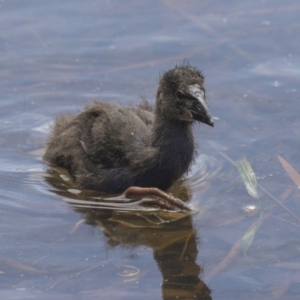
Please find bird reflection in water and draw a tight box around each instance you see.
[45,169,212,300]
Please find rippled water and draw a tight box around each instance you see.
[1,0,300,299]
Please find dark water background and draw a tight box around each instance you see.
[1,0,300,299]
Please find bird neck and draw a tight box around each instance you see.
[133,110,196,190]
[151,113,195,174]
[152,116,192,144]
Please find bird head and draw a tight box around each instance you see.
[156,64,214,127]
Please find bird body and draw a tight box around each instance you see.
[44,65,213,195]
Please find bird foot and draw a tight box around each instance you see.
[123,186,191,211]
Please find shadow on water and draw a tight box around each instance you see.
[44,167,213,300]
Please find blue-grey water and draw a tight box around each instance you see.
[1,0,300,299]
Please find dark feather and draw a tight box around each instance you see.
[44,64,213,193]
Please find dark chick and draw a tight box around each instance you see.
[44,64,214,210]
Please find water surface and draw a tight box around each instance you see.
[1,0,300,299]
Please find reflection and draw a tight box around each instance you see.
[45,168,212,300]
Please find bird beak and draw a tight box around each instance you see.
[189,84,214,127]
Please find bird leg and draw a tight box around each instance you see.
[123,186,191,211]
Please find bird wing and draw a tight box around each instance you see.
[79,102,153,169]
